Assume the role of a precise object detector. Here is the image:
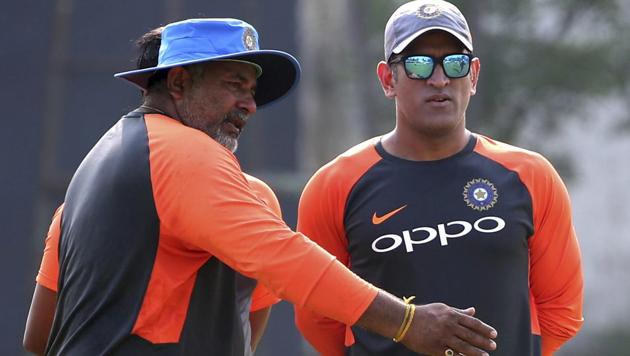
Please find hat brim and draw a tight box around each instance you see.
[114,50,301,108]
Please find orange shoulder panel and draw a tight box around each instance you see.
[295,137,383,355]
[474,135,583,354]
[36,204,64,292]
[135,114,376,342]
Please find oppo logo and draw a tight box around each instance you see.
[371,216,506,253]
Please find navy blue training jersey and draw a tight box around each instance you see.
[295,134,583,356]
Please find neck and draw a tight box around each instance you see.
[381,127,471,161]
[141,94,178,119]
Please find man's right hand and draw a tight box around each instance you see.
[402,303,497,356]
[355,291,497,356]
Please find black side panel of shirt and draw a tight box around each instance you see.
[47,112,159,355]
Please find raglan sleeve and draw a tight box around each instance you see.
[36,204,64,292]
[294,168,351,356]
[151,132,378,327]
[528,157,584,355]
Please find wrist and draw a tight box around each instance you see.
[393,296,416,342]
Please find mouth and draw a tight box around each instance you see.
[222,121,241,138]
[222,113,248,137]
[426,93,451,104]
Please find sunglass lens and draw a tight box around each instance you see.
[404,56,434,79]
[443,54,470,78]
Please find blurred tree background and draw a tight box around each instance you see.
[296,0,630,354]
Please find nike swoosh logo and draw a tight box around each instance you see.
[372,205,407,225]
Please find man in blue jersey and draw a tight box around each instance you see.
[295,1,584,355]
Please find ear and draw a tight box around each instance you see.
[166,67,193,101]
[376,61,396,99]
[469,57,480,96]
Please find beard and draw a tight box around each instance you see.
[210,115,240,153]
[179,101,248,153]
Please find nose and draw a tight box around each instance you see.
[238,93,257,115]
[426,63,449,88]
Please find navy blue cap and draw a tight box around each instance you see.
[115,18,301,108]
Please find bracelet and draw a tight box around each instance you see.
[394,304,416,342]
[393,296,416,342]
[393,304,411,342]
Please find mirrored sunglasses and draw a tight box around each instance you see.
[390,53,474,79]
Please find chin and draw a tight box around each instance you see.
[417,121,462,138]
[428,116,464,132]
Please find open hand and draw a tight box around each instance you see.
[401,303,497,356]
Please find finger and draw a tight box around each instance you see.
[456,313,498,339]
[454,324,497,351]
[447,336,492,356]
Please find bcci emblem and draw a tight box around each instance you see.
[243,27,258,50]
[416,3,442,19]
[463,178,498,211]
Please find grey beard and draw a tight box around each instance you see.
[211,111,249,153]
[212,129,238,153]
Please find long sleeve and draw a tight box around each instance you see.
[527,156,584,355]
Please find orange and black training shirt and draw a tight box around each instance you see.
[295,134,583,356]
[46,110,377,355]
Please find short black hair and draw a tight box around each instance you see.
[135,26,168,89]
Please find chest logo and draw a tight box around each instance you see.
[372,205,407,225]
[463,178,498,211]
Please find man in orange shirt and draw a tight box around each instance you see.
[295,1,584,355]
[24,18,498,355]
[24,27,283,355]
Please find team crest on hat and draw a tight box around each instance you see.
[243,27,258,50]
[463,178,498,211]
[416,3,442,19]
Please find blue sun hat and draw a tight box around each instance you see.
[114,18,301,108]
